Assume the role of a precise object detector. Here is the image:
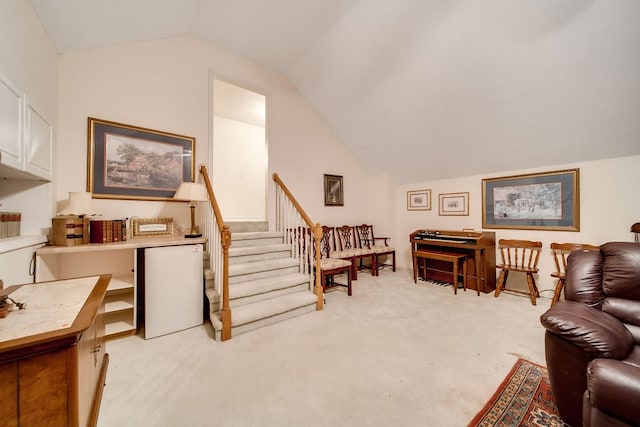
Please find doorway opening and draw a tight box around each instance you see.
[211,78,267,221]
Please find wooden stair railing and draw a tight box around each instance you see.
[272,173,324,310]
[199,164,232,341]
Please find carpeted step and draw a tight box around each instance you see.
[226,221,268,233]
[228,273,311,307]
[231,231,284,247]
[229,257,300,284]
[209,291,318,339]
[228,243,292,264]
[205,272,311,311]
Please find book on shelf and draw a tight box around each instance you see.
[112,219,123,242]
[90,219,113,244]
[52,216,85,246]
[0,212,21,239]
[82,217,90,244]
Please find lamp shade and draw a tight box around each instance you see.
[173,182,208,202]
[57,192,100,216]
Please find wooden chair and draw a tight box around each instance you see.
[550,242,599,306]
[354,224,396,273]
[334,225,376,279]
[494,239,542,305]
[318,226,352,295]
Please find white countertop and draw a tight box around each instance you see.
[0,235,48,254]
[0,276,98,342]
[36,235,206,255]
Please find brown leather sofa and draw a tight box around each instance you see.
[540,242,640,427]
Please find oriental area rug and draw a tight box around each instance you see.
[468,358,568,427]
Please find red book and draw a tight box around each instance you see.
[90,219,113,243]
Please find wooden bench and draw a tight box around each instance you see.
[412,249,469,295]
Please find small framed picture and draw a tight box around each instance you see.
[438,192,469,216]
[407,190,431,211]
[131,217,174,237]
[324,174,344,206]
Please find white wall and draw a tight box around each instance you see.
[57,36,383,230]
[394,155,640,298]
[213,116,265,220]
[0,0,57,236]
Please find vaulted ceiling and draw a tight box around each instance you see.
[30,0,640,184]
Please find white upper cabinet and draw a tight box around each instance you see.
[0,74,53,181]
[0,74,24,171]
[24,98,53,180]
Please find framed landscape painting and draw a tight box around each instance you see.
[482,169,580,231]
[87,117,195,201]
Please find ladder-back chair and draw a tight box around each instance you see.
[550,242,599,306]
[355,224,396,273]
[334,225,376,279]
[495,239,542,305]
[318,226,352,295]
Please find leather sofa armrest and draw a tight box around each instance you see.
[541,301,634,359]
[587,358,640,425]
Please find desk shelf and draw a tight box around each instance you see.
[35,236,206,340]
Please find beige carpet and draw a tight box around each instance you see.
[98,269,549,427]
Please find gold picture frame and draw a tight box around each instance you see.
[407,190,432,211]
[87,117,195,201]
[481,168,580,231]
[131,217,174,237]
[438,192,469,216]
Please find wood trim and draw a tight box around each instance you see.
[89,353,109,427]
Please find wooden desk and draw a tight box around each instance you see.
[0,274,110,427]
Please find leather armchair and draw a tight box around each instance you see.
[540,242,640,427]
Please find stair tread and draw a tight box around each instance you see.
[229,292,317,327]
[233,231,283,241]
[229,243,291,256]
[230,273,309,298]
[229,257,299,276]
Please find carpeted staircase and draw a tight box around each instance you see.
[204,221,318,340]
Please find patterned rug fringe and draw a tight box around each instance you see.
[468,358,568,427]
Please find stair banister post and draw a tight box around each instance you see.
[313,223,324,310]
[220,225,232,340]
[199,164,233,341]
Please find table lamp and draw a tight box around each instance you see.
[174,182,208,238]
[57,192,100,217]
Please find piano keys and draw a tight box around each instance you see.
[410,229,496,293]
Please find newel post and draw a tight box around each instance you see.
[313,223,324,310]
[220,225,232,340]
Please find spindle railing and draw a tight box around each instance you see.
[272,173,324,310]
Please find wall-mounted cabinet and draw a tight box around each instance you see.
[0,73,54,271]
[0,74,23,171]
[0,74,53,181]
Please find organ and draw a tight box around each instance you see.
[410,229,496,293]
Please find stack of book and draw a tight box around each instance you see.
[89,219,127,244]
[51,217,129,246]
[51,216,90,246]
[0,212,22,239]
